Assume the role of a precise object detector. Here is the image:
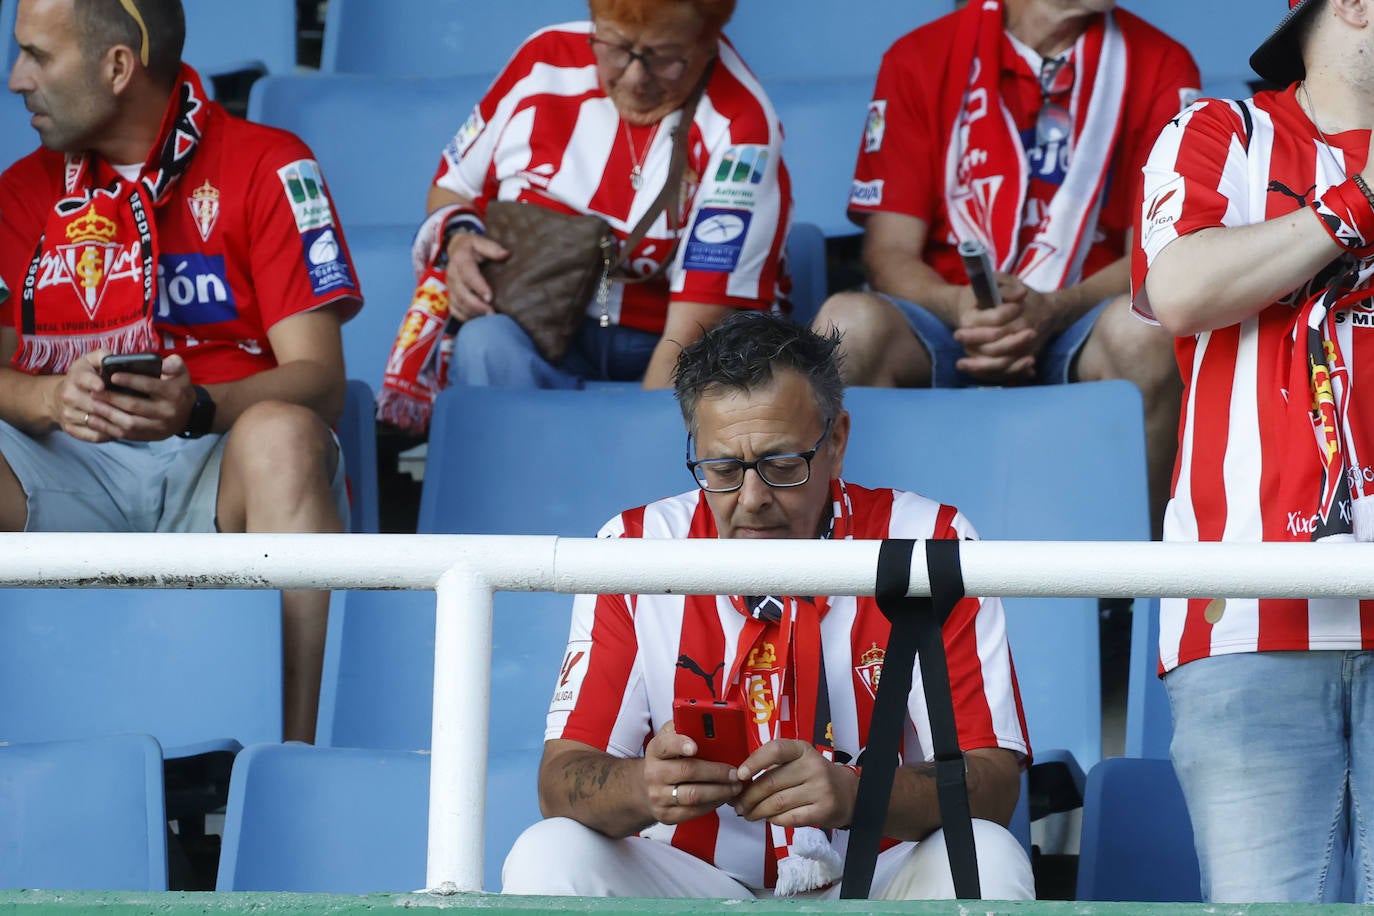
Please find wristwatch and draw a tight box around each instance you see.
[178,385,216,439]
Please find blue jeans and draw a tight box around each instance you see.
[1166,651,1374,903]
[878,293,1107,387]
[449,314,659,388]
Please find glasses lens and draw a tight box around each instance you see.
[693,460,744,492]
[757,456,811,488]
[1036,102,1073,147]
[1040,56,1074,96]
[649,57,688,80]
[591,38,630,69]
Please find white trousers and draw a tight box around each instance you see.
[502,817,1035,900]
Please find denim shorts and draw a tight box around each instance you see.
[877,293,1109,388]
[0,420,349,532]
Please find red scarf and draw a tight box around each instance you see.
[941,0,1125,290]
[15,65,208,375]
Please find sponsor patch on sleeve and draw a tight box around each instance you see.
[864,100,887,153]
[849,178,884,207]
[277,159,335,233]
[682,207,753,273]
[550,640,592,714]
[1141,176,1184,249]
[447,106,486,162]
[302,227,355,296]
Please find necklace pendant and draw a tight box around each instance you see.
[630,167,643,191]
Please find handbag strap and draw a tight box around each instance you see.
[616,57,716,284]
[840,538,982,900]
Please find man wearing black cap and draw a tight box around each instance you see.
[1134,0,1374,904]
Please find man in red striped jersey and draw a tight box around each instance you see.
[1135,0,1374,903]
[812,0,1199,536]
[501,312,1032,900]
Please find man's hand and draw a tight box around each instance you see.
[642,722,745,826]
[444,231,510,321]
[80,351,196,442]
[951,273,1060,383]
[732,739,859,831]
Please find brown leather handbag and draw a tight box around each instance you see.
[477,64,712,364]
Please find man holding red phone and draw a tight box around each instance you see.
[0,0,360,743]
[503,313,1033,900]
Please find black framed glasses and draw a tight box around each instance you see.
[686,420,833,493]
[588,35,690,80]
[1035,55,1075,147]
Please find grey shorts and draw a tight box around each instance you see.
[0,422,349,533]
[877,292,1110,388]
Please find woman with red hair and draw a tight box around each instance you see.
[379,0,791,428]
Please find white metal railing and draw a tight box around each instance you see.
[2,532,1372,892]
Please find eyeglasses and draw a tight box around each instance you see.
[686,420,833,493]
[118,0,150,67]
[1035,55,1075,147]
[588,35,690,80]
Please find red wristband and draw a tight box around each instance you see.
[1312,177,1374,253]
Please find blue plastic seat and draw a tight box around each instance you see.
[786,221,827,328]
[0,733,168,891]
[217,743,429,893]
[1076,756,1201,902]
[321,0,585,77]
[339,378,380,533]
[765,77,873,237]
[842,381,1152,772]
[181,0,296,79]
[339,223,415,392]
[1142,2,1270,98]
[0,91,35,176]
[247,74,490,229]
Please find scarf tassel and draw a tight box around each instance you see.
[774,826,844,896]
[15,322,159,377]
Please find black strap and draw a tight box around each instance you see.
[840,538,981,899]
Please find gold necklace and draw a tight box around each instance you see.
[622,120,660,191]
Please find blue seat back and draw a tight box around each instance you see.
[181,0,296,78]
[248,74,490,229]
[340,223,415,391]
[786,221,827,328]
[217,743,428,893]
[765,77,872,237]
[1138,1,1269,98]
[1,0,15,74]
[726,0,943,82]
[0,733,168,891]
[321,0,585,77]
[843,382,1152,770]
[339,379,380,533]
[1076,756,1201,902]
[0,587,282,757]
[0,91,36,176]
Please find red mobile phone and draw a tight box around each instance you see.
[672,698,750,768]
[100,352,162,397]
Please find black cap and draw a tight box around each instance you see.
[1250,0,1323,86]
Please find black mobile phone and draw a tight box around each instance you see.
[100,352,162,397]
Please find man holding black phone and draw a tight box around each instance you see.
[502,313,1032,901]
[0,0,361,743]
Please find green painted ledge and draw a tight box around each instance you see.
[0,893,1368,916]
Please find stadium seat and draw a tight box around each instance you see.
[1,0,14,75]
[340,223,415,392]
[765,77,872,237]
[181,0,297,79]
[247,74,489,229]
[0,90,35,176]
[339,378,380,533]
[842,381,1153,771]
[1142,1,1271,99]
[217,743,428,893]
[0,587,283,824]
[0,733,169,891]
[1125,595,1172,759]
[320,0,584,77]
[1076,757,1201,902]
[786,221,827,328]
[726,0,944,82]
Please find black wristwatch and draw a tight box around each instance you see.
[178,385,216,439]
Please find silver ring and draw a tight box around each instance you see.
[671,784,680,805]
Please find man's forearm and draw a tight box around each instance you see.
[1043,255,1130,335]
[202,358,346,432]
[867,253,964,326]
[0,367,62,435]
[538,749,654,839]
[882,750,1020,843]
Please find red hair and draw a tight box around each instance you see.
[586,0,736,38]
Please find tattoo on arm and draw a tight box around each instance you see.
[563,756,616,806]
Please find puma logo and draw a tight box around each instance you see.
[1269,180,1317,209]
[676,654,724,700]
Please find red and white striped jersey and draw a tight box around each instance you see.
[546,480,1029,889]
[434,22,791,335]
[1135,86,1374,672]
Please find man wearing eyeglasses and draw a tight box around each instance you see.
[503,312,1032,901]
[0,0,361,744]
[811,0,1199,536]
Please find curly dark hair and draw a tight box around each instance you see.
[672,311,845,435]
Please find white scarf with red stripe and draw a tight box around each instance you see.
[942,0,1125,291]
